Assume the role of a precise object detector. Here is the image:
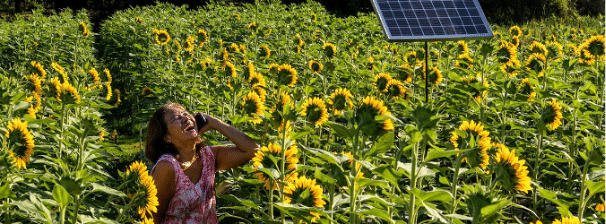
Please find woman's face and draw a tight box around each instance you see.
[163,105,198,143]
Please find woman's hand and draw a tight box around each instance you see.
[194,112,260,171]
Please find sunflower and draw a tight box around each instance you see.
[579,49,597,65]
[197,29,208,47]
[51,62,69,83]
[223,61,237,78]
[248,72,266,87]
[50,77,62,101]
[397,65,414,83]
[25,73,42,95]
[184,36,195,52]
[229,43,240,53]
[277,64,297,87]
[78,22,90,37]
[98,128,105,142]
[384,79,408,100]
[265,28,272,36]
[342,151,364,178]
[241,92,264,124]
[125,161,159,219]
[300,97,329,126]
[492,145,531,193]
[268,63,280,74]
[450,120,491,170]
[126,160,148,177]
[153,29,170,45]
[30,61,46,78]
[252,143,299,190]
[530,221,543,224]
[268,90,294,130]
[423,66,443,86]
[234,14,241,20]
[496,40,518,66]
[518,78,537,102]
[373,73,392,93]
[542,100,563,130]
[525,53,546,77]
[510,36,520,48]
[200,57,213,69]
[25,93,41,118]
[309,60,323,74]
[328,88,354,115]
[141,87,153,97]
[259,45,270,58]
[105,83,113,101]
[221,48,229,62]
[310,13,318,22]
[296,34,305,47]
[323,43,336,58]
[173,40,182,52]
[135,17,143,24]
[545,41,564,61]
[241,62,255,81]
[456,53,474,69]
[457,40,469,53]
[103,68,112,84]
[462,75,489,102]
[141,217,154,224]
[500,59,520,77]
[529,41,548,56]
[60,82,81,104]
[551,216,581,224]
[356,96,394,135]
[367,55,379,70]
[509,26,522,37]
[596,202,605,212]
[239,44,247,54]
[283,175,326,222]
[87,68,102,89]
[5,118,35,169]
[114,89,122,107]
[252,85,267,102]
[112,129,118,142]
[579,35,606,58]
[248,22,257,30]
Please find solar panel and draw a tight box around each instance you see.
[371,0,493,42]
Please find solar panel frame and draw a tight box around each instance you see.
[371,0,493,42]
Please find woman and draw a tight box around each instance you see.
[145,102,258,223]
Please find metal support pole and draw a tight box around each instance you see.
[425,41,429,103]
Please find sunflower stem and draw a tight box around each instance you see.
[349,129,359,224]
[532,126,544,214]
[116,193,137,222]
[59,101,66,159]
[269,182,274,220]
[280,117,287,223]
[450,155,462,216]
[568,87,580,191]
[71,195,80,224]
[329,184,334,224]
[409,139,419,224]
[578,149,591,222]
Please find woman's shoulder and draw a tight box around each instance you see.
[152,154,178,173]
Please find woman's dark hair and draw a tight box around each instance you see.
[146,103,179,164]
[145,102,205,164]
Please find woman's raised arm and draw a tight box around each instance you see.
[197,113,260,172]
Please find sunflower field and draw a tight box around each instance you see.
[1,1,605,223]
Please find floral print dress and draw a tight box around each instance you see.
[151,146,217,224]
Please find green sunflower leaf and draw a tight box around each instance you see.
[52,184,73,209]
